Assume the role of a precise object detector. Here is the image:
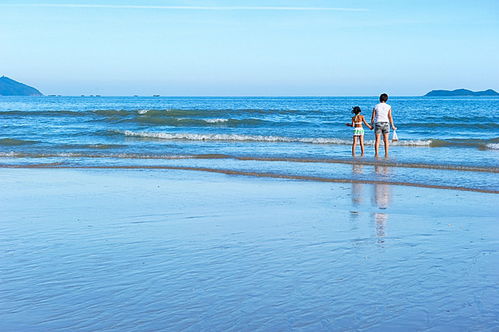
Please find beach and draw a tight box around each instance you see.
[1,168,498,330]
[3,0,498,329]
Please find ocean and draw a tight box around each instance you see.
[0,96,498,192]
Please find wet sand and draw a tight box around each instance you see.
[1,169,498,330]
[2,164,498,194]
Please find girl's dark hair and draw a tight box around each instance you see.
[380,93,388,102]
[352,106,361,114]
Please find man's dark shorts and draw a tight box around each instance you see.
[375,122,390,135]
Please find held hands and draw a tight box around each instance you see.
[392,125,397,130]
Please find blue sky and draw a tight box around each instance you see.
[1,0,498,95]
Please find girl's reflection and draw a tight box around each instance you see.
[351,164,364,207]
[349,163,394,244]
[372,165,392,243]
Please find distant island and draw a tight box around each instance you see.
[0,76,43,96]
[424,89,498,97]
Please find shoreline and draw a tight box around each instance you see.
[1,164,498,194]
[1,152,498,173]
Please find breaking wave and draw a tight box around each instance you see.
[485,143,499,150]
[0,108,303,117]
[119,130,433,146]
[0,152,496,173]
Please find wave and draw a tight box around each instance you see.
[117,130,499,149]
[0,152,196,159]
[205,118,229,123]
[426,115,498,122]
[406,122,499,129]
[119,130,432,146]
[57,143,128,150]
[0,138,39,146]
[0,151,497,173]
[120,117,273,127]
[122,108,303,116]
[0,108,303,118]
[429,138,499,149]
[485,143,499,150]
[0,109,309,127]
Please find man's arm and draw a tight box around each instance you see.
[370,108,376,125]
[362,116,373,130]
[388,109,397,130]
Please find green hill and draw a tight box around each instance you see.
[0,76,43,96]
[424,89,498,97]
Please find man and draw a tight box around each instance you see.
[371,93,397,157]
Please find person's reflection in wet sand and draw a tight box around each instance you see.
[350,164,364,223]
[351,164,364,208]
[372,165,392,244]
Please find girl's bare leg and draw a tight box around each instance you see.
[359,135,365,156]
[383,133,390,157]
[352,136,357,156]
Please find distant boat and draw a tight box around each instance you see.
[153,95,160,97]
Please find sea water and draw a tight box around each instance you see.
[0,96,498,191]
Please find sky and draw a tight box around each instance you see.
[0,0,498,96]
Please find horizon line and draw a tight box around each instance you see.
[9,94,427,98]
[1,3,368,11]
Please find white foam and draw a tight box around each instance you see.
[121,130,434,146]
[485,143,499,150]
[122,130,352,144]
[0,151,20,157]
[0,151,195,159]
[391,140,432,146]
[205,118,229,123]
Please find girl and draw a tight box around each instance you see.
[346,106,373,156]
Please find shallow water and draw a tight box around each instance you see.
[1,169,498,331]
[1,96,498,192]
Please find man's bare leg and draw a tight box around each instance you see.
[383,133,390,157]
[374,133,381,157]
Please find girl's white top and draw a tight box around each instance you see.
[374,103,391,123]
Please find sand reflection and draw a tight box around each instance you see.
[349,163,365,228]
[372,165,392,243]
[349,163,394,243]
[351,164,364,207]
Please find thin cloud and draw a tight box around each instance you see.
[1,3,368,11]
